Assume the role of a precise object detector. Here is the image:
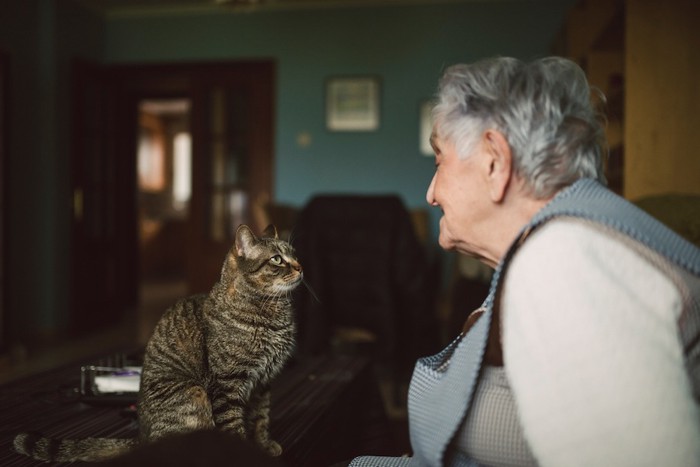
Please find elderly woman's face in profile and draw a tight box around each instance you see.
[426,129,492,262]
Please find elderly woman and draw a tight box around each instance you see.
[350,57,700,466]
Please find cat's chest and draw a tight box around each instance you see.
[205,322,293,384]
[249,320,295,355]
[214,317,294,357]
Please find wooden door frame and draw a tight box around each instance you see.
[0,50,8,349]
[71,60,275,332]
[70,59,137,334]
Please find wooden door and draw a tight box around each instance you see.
[188,62,274,292]
[71,60,137,335]
[0,51,7,347]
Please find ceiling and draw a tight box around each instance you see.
[73,0,478,17]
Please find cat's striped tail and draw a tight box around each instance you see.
[13,432,138,462]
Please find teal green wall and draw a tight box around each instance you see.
[104,1,575,238]
[0,0,573,346]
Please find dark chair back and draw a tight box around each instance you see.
[292,195,439,378]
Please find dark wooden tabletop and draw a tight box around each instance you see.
[0,351,396,467]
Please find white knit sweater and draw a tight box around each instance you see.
[502,218,700,466]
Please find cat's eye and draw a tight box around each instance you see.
[269,255,284,266]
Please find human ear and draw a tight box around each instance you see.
[484,130,512,203]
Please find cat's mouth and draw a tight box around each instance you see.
[289,273,304,287]
[275,273,303,292]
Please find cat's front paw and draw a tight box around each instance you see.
[261,439,282,457]
[222,424,248,440]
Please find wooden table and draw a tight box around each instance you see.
[0,351,397,466]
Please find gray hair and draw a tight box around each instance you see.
[432,56,607,198]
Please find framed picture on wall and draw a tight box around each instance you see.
[325,76,380,131]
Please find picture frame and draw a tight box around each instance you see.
[325,76,380,131]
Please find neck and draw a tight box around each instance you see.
[479,192,552,268]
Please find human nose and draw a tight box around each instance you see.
[426,173,437,206]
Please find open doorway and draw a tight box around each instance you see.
[70,61,274,343]
[136,98,191,340]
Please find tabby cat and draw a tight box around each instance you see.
[14,224,302,462]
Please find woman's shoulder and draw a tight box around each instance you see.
[516,216,667,273]
[506,216,683,324]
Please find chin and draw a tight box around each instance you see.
[437,219,456,248]
[437,233,456,251]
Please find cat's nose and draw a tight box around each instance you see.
[291,261,302,273]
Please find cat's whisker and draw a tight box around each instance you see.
[302,278,321,303]
[259,295,270,313]
[261,292,277,314]
[286,225,298,245]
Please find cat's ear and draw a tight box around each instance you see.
[235,224,257,257]
[262,224,278,239]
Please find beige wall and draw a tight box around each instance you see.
[625,0,700,199]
